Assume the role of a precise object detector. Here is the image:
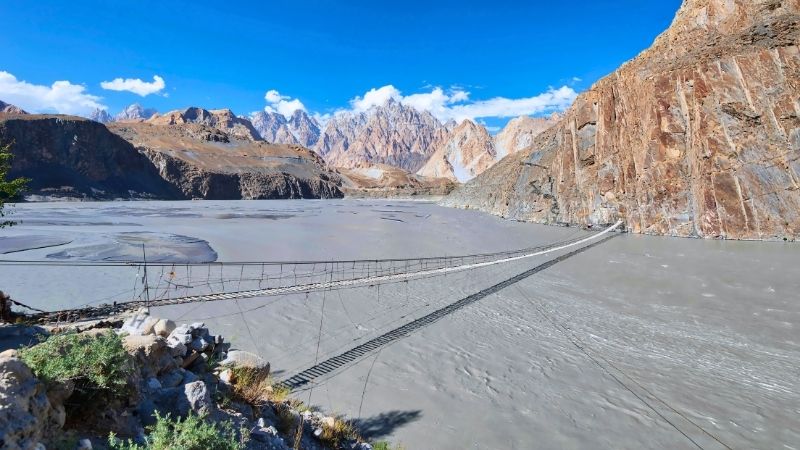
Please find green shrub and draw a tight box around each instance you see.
[19,330,133,401]
[372,441,405,450]
[109,412,245,450]
[0,142,28,228]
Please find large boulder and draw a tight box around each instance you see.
[123,335,176,378]
[220,350,270,374]
[0,354,61,449]
[144,380,213,423]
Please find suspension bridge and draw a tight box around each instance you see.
[0,220,739,449]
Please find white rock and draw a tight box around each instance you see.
[120,312,158,336]
[220,350,270,372]
[168,341,187,357]
[77,438,93,450]
[153,319,176,337]
[321,416,336,428]
[219,369,233,384]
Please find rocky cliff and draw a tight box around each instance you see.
[110,122,343,200]
[149,107,262,142]
[418,120,497,182]
[445,0,800,240]
[316,99,448,173]
[494,113,561,160]
[0,115,180,200]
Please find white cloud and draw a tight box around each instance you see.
[0,71,105,116]
[263,89,306,118]
[344,84,576,122]
[260,82,578,126]
[349,85,401,112]
[100,75,165,96]
[443,86,577,122]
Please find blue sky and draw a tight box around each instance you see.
[0,0,681,128]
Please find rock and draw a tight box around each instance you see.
[77,438,93,450]
[214,334,224,345]
[256,417,267,428]
[167,328,193,346]
[149,380,212,419]
[146,377,162,391]
[182,381,212,415]
[189,336,211,353]
[167,340,187,357]
[220,350,270,373]
[0,355,61,449]
[153,319,176,338]
[120,312,159,336]
[251,425,279,442]
[443,0,800,240]
[219,369,233,384]
[188,353,209,374]
[123,335,176,377]
[158,370,184,388]
[181,369,198,384]
[181,351,200,369]
[320,416,336,428]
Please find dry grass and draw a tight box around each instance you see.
[318,416,359,448]
[228,366,290,406]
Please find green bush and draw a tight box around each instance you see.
[0,142,28,228]
[372,441,405,450]
[109,412,245,450]
[19,330,133,400]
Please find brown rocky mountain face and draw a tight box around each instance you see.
[149,107,262,141]
[494,113,561,159]
[418,120,497,182]
[445,0,800,240]
[109,121,342,200]
[0,110,342,200]
[316,99,448,173]
[0,115,180,199]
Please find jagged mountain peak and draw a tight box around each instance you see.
[115,103,158,122]
[0,100,28,115]
[494,114,561,160]
[89,108,112,123]
[148,106,261,141]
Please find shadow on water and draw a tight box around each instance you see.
[352,410,422,440]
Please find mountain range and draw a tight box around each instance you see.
[83,99,561,183]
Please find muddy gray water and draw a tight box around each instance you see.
[0,200,797,449]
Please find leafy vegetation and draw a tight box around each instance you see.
[372,441,406,450]
[0,143,28,227]
[18,330,133,401]
[108,412,246,450]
